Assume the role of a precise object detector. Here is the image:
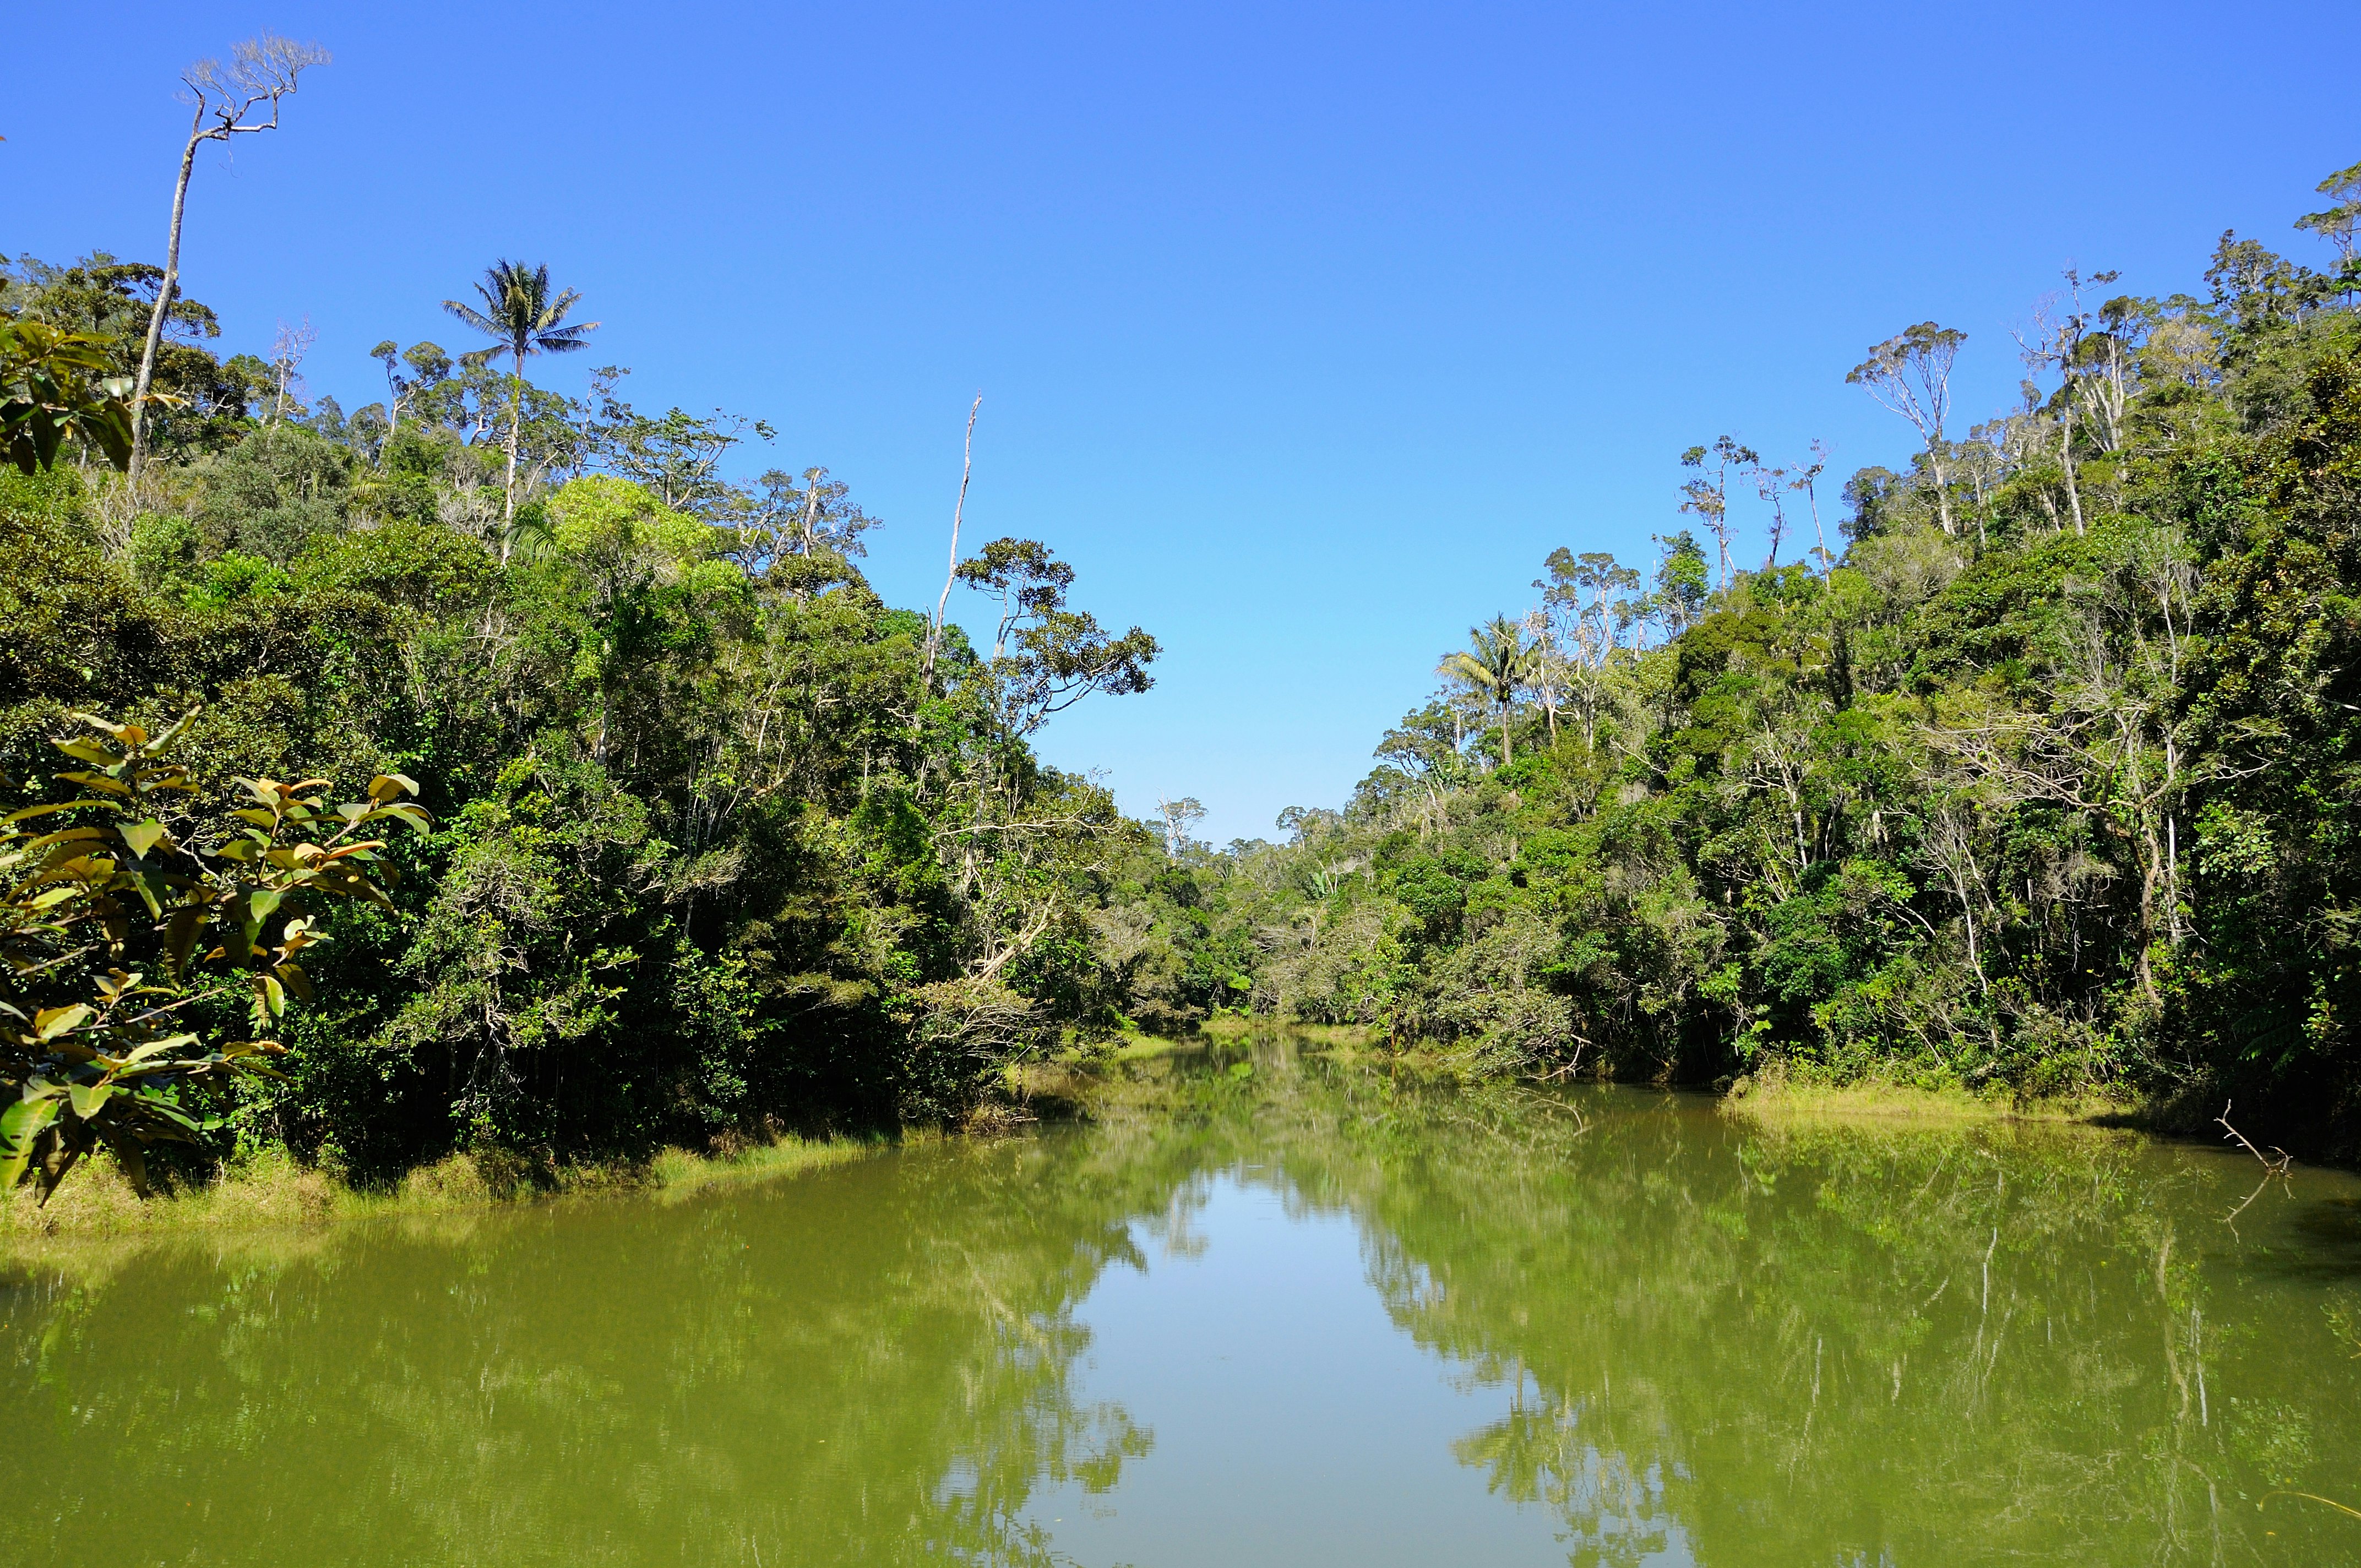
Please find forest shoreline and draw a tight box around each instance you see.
[0,1130,886,1247]
[13,176,2361,1205]
[0,1037,2233,1252]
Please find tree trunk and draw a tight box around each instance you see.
[503,360,523,530]
[1928,445,1955,537]
[129,112,208,482]
[1951,860,1987,997]
[923,396,982,689]
[2059,409,2085,536]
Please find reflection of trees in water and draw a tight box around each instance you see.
[0,1131,1198,1567]
[1151,1041,2361,1567]
[1450,1394,1683,1567]
[8,1048,2360,1566]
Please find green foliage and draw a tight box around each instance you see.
[1128,171,2361,1152]
[0,319,138,474]
[0,304,1165,1185]
[0,711,424,1200]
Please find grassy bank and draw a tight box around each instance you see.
[1721,1064,2136,1128]
[1194,1016,1380,1048]
[1,1134,883,1244]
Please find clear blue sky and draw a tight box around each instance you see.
[11,2,2357,842]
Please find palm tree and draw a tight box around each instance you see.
[1444,616,1532,769]
[442,261,598,535]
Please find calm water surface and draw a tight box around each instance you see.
[8,1043,2361,1566]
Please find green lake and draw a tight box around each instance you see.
[8,1040,2361,1566]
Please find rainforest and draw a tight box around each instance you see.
[14,13,2361,1564]
[9,164,2361,1200]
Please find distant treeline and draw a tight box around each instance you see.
[7,157,2361,1179]
[1119,165,2361,1153]
[2,253,1171,1183]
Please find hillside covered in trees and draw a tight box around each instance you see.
[1120,165,2361,1151]
[1,251,1176,1185]
[6,161,2361,1186]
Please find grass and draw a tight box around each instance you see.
[1,1132,882,1244]
[1095,1032,1198,1062]
[1195,1015,1379,1048]
[1721,1063,2134,1126]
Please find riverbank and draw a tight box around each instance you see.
[5,1041,1204,1245]
[1720,1065,2137,1127]
[0,1037,2234,1246]
[0,1133,883,1244]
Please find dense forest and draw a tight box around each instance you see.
[1131,162,2361,1149]
[6,157,2361,1191]
[1,247,1169,1188]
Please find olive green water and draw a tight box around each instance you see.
[8,1044,2361,1567]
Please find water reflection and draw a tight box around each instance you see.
[6,1042,2360,1566]
[2,1133,1172,1567]
[1169,1045,2361,1566]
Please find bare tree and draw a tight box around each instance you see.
[1791,440,1834,578]
[128,34,330,480]
[1156,796,1207,858]
[1847,323,1966,537]
[923,395,983,688]
[267,316,316,427]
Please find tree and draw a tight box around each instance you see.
[2014,276,2123,536]
[955,537,1158,737]
[1445,617,1533,768]
[1791,440,1834,578]
[2294,157,2361,294]
[717,466,880,582]
[265,316,315,427]
[1749,457,1791,571]
[1651,530,1710,635]
[1373,705,1469,837]
[1680,436,1756,590]
[2,712,427,1202]
[1156,797,1206,858]
[926,395,984,688]
[128,34,329,482]
[586,372,776,517]
[1541,548,1639,666]
[1847,323,1965,537]
[367,340,412,440]
[1539,548,1640,750]
[442,260,600,537]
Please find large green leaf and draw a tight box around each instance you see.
[0,1095,61,1190]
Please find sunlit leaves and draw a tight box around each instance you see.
[1,708,429,1202]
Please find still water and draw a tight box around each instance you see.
[8,1042,2361,1566]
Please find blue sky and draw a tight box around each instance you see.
[10,2,2358,842]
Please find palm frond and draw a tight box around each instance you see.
[442,300,503,337]
[531,324,600,353]
[534,287,584,331]
[1444,651,1499,692]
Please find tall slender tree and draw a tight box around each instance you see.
[1847,323,1965,537]
[1446,617,1533,769]
[1790,440,1832,579]
[442,260,599,535]
[128,34,329,481]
